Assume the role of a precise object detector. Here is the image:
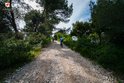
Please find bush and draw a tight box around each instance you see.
[0,39,32,69]
[27,33,44,45]
[26,33,51,47]
[0,32,52,70]
[97,44,124,74]
[42,37,51,47]
[63,35,73,47]
[0,33,52,82]
[61,33,124,75]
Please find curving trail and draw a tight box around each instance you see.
[5,41,117,83]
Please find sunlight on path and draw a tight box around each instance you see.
[5,41,117,83]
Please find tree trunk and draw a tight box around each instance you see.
[10,0,18,33]
[10,0,20,39]
[10,12,18,33]
[98,32,102,45]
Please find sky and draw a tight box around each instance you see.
[56,0,91,29]
[18,0,94,29]
[18,0,43,29]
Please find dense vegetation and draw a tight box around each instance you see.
[1,0,124,82]
[0,0,72,81]
[55,0,124,80]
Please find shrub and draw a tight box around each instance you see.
[0,39,32,69]
[42,37,51,47]
[97,44,124,73]
[27,33,44,45]
[62,33,124,75]
[26,33,51,47]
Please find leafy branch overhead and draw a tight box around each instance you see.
[24,0,73,35]
[36,0,73,24]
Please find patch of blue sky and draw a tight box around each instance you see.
[56,0,91,29]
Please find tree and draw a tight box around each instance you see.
[71,21,91,37]
[0,1,12,33]
[24,10,43,32]
[0,0,31,33]
[24,10,54,37]
[36,0,73,27]
[90,0,124,44]
[10,0,18,33]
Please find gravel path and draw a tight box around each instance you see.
[5,41,117,83]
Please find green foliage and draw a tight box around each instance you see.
[88,32,100,44]
[0,0,72,81]
[59,33,124,76]
[55,32,64,40]
[38,24,53,36]
[24,10,43,32]
[90,0,124,44]
[54,0,124,80]
[26,33,51,47]
[63,35,72,47]
[26,33,44,45]
[24,10,54,36]
[63,35,96,59]
[0,33,14,41]
[97,44,124,74]
[0,36,43,82]
[0,39,32,69]
[29,47,41,58]
[0,32,51,70]
[42,37,51,47]
[37,0,73,23]
[71,21,91,37]
[0,1,12,33]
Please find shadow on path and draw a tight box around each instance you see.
[5,41,117,83]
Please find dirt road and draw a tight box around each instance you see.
[5,41,117,83]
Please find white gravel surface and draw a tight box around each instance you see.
[5,41,117,83]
